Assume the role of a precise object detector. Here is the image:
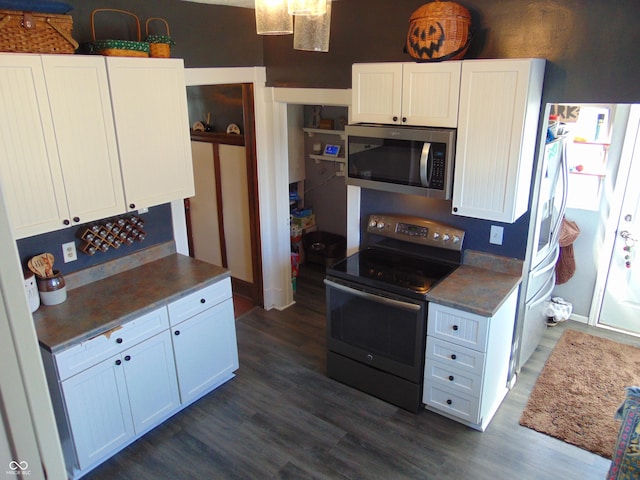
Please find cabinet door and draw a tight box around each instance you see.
[0,54,70,238]
[42,55,125,226]
[352,63,403,124]
[106,57,195,211]
[453,59,545,222]
[171,298,238,404]
[402,62,461,127]
[122,331,180,433]
[61,356,134,470]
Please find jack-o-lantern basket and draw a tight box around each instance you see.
[406,0,471,62]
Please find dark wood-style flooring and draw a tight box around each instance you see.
[84,263,640,480]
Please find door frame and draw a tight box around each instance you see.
[590,104,640,327]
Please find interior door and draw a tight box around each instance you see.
[599,111,640,334]
[185,83,263,307]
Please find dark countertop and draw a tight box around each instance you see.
[426,264,522,317]
[34,254,230,353]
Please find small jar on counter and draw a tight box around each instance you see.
[37,270,67,306]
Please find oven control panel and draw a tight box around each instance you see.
[367,214,465,251]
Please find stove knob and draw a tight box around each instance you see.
[443,234,450,242]
[432,232,440,240]
[452,235,461,244]
[369,219,378,228]
[377,222,385,229]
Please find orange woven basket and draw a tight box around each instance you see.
[145,17,174,58]
[405,0,471,62]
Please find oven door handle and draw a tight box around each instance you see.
[324,279,422,312]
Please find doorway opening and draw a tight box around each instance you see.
[541,103,640,336]
[184,83,263,315]
[288,104,349,297]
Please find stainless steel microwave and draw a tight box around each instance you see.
[346,124,456,199]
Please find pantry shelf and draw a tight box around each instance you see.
[303,128,346,140]
[310,154,346,163]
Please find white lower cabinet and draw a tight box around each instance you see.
[423,289,518,431]
[171,298,239,403]
[41,278,238,479]
[61,329,178,471]
[60,348,135,471]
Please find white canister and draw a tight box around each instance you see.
[24,271,40,313]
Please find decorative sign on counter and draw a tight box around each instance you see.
[77,214,146,256]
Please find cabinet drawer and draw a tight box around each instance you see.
[424,360,482,397]
[55,306,169,381]
[428,303,489,351]
[167,277,232,326]
[423,381,480,423]
[426,337,485,375]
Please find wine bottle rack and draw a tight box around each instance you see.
[77,214,146,256]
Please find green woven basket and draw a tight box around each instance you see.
[91,9,149,57]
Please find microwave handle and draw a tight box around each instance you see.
[420,142,432,187]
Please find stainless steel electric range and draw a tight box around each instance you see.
[324,214,465,412]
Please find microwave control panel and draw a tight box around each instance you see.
[367,214,464,251]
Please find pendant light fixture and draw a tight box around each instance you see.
[288,0,326,16]
[293,0,331,52]
[255,0,293,35]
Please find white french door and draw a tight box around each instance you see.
[598,106,640,334]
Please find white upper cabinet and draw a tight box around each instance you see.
[0,54,195,238]
[43,55,126,225]
[352,62,461,127]
[452,58,546,223]
[0,54,125,238]
[106,57,195,211]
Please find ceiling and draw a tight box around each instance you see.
[181,0,256,8]
[181,0,341,9]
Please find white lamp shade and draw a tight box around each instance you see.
[255,0,293,35]
[293,0,331,52]
[288,0,326,16]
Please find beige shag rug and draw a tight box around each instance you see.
[519,329,640,458]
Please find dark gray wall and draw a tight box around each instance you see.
[264,0,640,105]
[64,0,640,101]
[65,0,263,67]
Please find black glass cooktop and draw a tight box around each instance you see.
[326,247,456,298]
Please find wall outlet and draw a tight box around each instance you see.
[62,241,77,263]
[490,225,504,245]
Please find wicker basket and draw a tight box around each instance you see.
[405,0,471,62]
[90,9,149,57]
[145,17,174,58]
[0,9,78,54]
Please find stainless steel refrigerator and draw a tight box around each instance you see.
[511,132,568,378]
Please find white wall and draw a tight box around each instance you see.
[0,180,66,478]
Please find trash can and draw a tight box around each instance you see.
[303,231,346,267]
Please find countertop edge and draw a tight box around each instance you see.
[44,271,231,354]
[35,254,231,353]
[426,264,522,317]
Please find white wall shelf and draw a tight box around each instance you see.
[303,128,346,140]
[309,154,346,163]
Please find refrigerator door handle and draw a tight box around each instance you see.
[527,274,556,310]
[532,244,560,280]
[551,140,570,247]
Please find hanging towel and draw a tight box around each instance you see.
[555,217,580,284]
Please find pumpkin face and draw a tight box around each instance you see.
[405,1,472,62]
[408,21,446,59]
